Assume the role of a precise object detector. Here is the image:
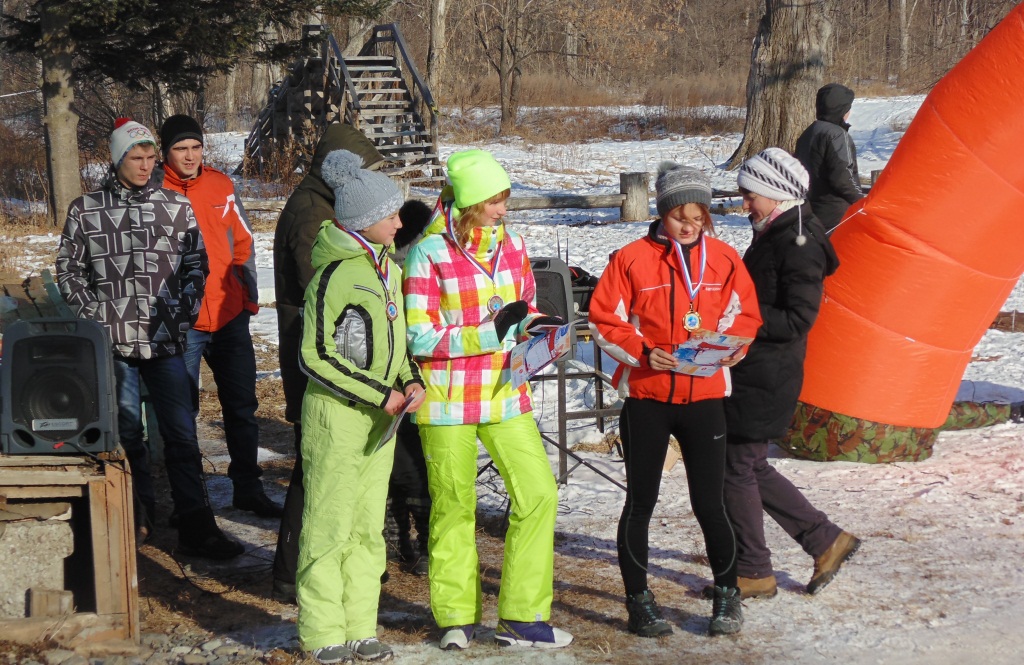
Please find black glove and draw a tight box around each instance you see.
[493,300,529,340]
[526,315,565,335]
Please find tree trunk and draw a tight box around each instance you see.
[426,0,449,99]
[40,0,81,226]
[727,0,833,169]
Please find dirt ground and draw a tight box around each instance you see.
[119,339,659,664]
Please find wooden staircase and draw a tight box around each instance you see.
[239,24,446,188]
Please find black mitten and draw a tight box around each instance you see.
[493,300,529,340]
[526,315,565,335]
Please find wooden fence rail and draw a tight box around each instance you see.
[241,172,745,220]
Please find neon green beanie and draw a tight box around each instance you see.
[446,149,511,210]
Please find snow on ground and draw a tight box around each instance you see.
[16,94,1024,663]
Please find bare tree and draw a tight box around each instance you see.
[728,0,833,169]
[426,0,449,98]
[39,0,79,225]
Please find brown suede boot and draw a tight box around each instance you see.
[702,574,777,600]
[807,531,861,594]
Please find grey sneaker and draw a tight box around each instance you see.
[344,638,394,661]
[311,644,353,664]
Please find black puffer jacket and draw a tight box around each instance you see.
[794,83,864,231]
[724,203,839,441]
[57,168,208,360]
[273,124,385,422]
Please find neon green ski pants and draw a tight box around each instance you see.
[420,413,558,627]
[296,388,395,650]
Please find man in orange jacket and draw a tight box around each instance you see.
[160,114,282,518]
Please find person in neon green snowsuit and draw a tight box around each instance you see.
[402,150,573,650]
[295,149,424,664]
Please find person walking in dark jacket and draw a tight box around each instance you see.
[794,83,864,231]
[57,118,243,559]
[721,148,860,599]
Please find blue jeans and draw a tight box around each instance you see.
[184,311,263,496]
[115,353,209,518]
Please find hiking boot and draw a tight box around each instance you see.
[233,490,284,518]
[703,575,778,600]
[311,644,354,664]
[344,638,393,661]
[625,589,673,637]
[271,579,296,604]
[807,531,861,595]
[708,586,743,636]
[494,619,573,648]
[175,507,245,560]
[439,625,474,650]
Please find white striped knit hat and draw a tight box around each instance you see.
[737,147,809,201]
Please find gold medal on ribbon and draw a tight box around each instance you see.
[683,307,702,332]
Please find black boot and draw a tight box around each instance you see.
[709,586,743,636]
[625,590,672,637]
[176,507,245,560]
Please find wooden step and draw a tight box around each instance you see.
[351,76,403,84]
[367,129,431,139]
[345,65,398,73]
[345,55,395,63]
[377,142,435,153]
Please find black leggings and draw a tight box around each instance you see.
[617,397,737,595]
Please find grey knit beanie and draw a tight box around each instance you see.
[655,162,712,216]
[737,147,809,201]
[321,149,404,231]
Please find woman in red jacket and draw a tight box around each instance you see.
[589,163,761,638]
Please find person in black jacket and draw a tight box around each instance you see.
[794,83,864,231]
[720,148,860,599]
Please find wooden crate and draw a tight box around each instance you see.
[0,453,139,646]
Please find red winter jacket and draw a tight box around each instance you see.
[163,165,259,331]
[588,221,762,404]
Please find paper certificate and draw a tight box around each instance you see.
[671,331,753,377]
[373,393,417,453]
[509,321,577,389]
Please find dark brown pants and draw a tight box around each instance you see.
[723,440,841,579]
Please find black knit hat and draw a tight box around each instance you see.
[159,114,204,155]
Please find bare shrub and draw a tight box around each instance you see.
[641,73,747,109]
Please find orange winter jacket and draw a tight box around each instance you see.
[588,221,762,405]
[162,165,259,332]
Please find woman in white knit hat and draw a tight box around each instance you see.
[722,147,860,601]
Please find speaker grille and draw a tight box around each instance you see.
[11,336,100,441]
[2,319,116,454]
[534,271,572,321]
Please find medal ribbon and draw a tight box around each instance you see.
[672,235,706,303]
[336,222,393,298]
[444,202,505,283]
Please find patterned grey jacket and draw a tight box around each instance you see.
[57,168,208,360]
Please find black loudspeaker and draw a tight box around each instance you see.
[1,318,118,455]
[530,257,575,321]
[530,257,577,361]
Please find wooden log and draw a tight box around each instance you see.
[619,172,650,221]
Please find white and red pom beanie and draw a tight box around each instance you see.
[110,117,156,167]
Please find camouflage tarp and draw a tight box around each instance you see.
[779,400,1014,463]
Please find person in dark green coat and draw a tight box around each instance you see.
[295,149,424,664]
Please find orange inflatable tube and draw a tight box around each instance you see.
[799,4,1024,429]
